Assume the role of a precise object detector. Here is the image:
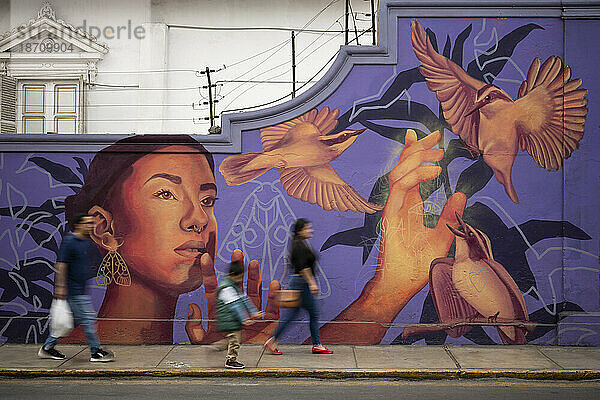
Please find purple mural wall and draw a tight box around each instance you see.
[1,1,599,346]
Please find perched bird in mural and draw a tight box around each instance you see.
[402,213,533,344]
[411,19,588,203]
[219,106,383,213]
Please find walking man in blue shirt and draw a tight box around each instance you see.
[38,213,115,362]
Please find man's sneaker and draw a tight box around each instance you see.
[37,346,66,360]
[225,359,245,369]
[90,349,115,362]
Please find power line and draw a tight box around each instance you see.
[224,37,292,69]
[220,27,371,114]
[167,24,364,34]
[219,14,345,104]
[216,3,342,98]
[221,21,349,111]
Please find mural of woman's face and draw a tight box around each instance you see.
[108,145,217,296]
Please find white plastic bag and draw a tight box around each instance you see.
[49,299,73,338]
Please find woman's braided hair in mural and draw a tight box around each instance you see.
[64,135,214,229]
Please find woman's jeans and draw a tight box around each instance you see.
[274,275,321,345]
[43,295,101,354]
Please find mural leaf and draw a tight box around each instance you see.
[321,174,388,264]
[18,257,54,282]
[29,157,83,191]
[19,224,59,255]
[463,326,496,344]
[0,311,49,343]
[466,23,544,84]
[73,157,88,181]
[454,159,493,198]
[526,301,584,343]
[360,121,427,143]
[517,220,591,243]
[451,24,473,66]
[0,270,19,303]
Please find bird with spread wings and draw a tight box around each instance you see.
[411,19,588,203]
[219,106,383,213]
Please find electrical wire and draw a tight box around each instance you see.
[348,1,360,45]
[224,37,292,69]
[215,0,343,98]
[220,27,371,114]
[219,14,345,103]
[221,30,344,110]
[167,24,361,34]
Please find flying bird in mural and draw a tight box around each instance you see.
[411,19,588,203]
[402,213,533,344]
[219,106,383,213]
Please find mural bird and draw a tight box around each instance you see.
[411,20,588,203]
[219,106,383,213]
[402,213,533,344]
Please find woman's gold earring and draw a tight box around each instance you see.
[96,237,131,287]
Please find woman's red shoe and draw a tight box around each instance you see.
[312,346,333,354]
[264,337,283,355]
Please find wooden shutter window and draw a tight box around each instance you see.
[0,76,17,134]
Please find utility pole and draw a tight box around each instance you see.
[291,31,296,98]
[205,66,214,128]
[196,66,223,134]
[344,0,349,45]
[371,0,376,45]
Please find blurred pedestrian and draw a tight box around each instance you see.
[264,218,333,355]
[217,260,263,369]
[38,213,115,362]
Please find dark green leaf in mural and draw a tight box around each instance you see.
[17,257,54,282]
[442,35,451,58]
[454,159,493,199]
[462,203,591,299]
[321,174,388,264]
[466,23,544,84]
[526,302,584,343]
[518,220,591,242]
[419,138,477,202]
[0,311,49,343]
[359,121,427,143]
[0,269,19,303]
[0,199,64,228]
[73,156,88,181]
[451,24,473,66]
[27,282,53,310]
[29,157,83,192]
[19,224,59,255]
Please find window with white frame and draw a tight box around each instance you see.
[18,81,79,134]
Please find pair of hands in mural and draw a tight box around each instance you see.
[185,249,280,344]
[186,129,467,344]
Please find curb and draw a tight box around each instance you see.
[1,368,600,380]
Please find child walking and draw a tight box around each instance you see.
[216,260,263,369]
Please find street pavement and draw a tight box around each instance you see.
[2,378,600,399]
[1,344,600,380]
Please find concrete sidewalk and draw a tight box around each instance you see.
[1,344,600,380]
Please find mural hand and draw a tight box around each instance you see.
[233,249,280,343]
[185,252,224,344]
[378,129,466,293]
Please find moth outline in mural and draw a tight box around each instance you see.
[95,237,131,287]
[411,19,588,204]
[216,178,331,298]
[220,106,383,213]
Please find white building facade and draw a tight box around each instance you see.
[0,0,375,135]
